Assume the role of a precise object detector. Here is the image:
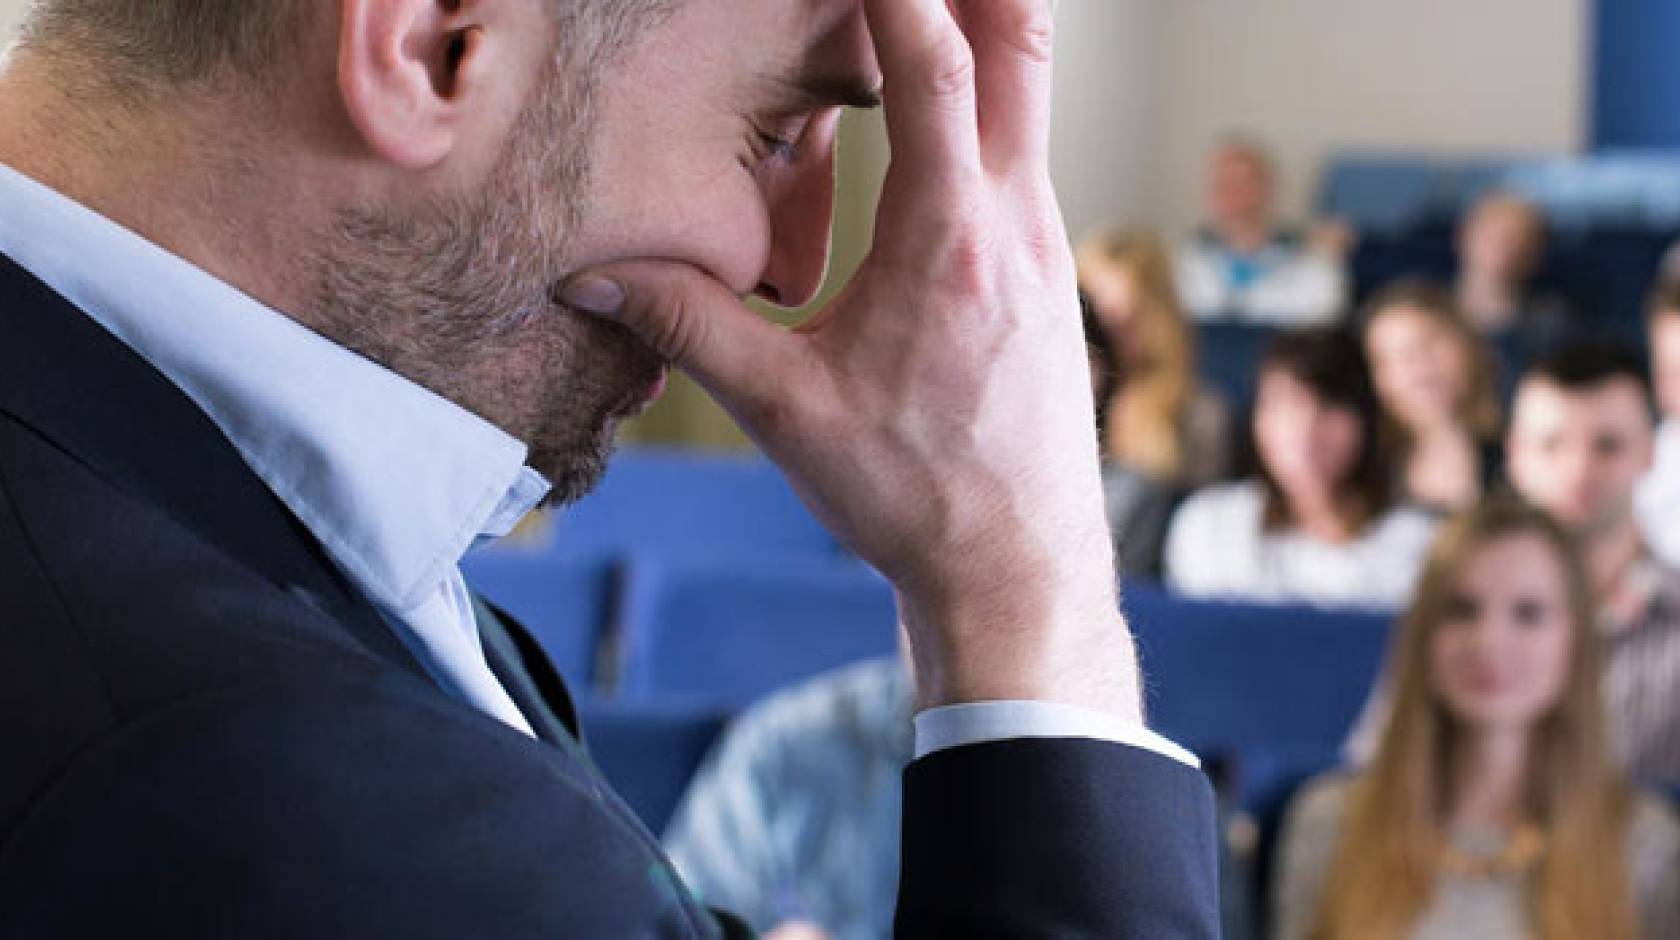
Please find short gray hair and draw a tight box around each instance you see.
[19,1,677,90]
[19,0,311,85]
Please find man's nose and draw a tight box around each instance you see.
[756,138,838,309]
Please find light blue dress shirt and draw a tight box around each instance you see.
[0,161,545,736]
[0,160,1195,768]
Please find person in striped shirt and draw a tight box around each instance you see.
[1505,345,1680,787]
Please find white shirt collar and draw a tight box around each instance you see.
[0,161,551,614]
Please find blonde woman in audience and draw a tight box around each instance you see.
[1360,280,1503,512]
[1078,228,1231,487]
[1277,500,1680,940]
[1164,329,1436,608]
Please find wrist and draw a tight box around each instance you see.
[896,556,1143,723]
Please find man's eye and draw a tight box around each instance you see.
[756,130,800,163]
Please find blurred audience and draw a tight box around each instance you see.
[1079,229,1233,573]
[663,657,912,940]
[1637,280,1680,568]
[1278,500,1680,940]
[1175,136,1350,325]
[1504,345,1680,786]
[1164,329,1436,608]
[1454,191,1577,360]
[1359,280,1504,512]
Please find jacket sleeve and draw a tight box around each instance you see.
[896,737,1219,938]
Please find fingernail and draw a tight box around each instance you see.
[561,275,626,317]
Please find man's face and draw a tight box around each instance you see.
[1460,197,1543,286]
[1207,147,1273,233]
[1506,377,1655,537]
[311,0,876,503]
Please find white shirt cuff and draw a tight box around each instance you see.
[913,700,1200,769]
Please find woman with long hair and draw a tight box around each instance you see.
[1078,228,1230,487]
[1163,328,1436,607]
[1360,279,1503,512]
[1275,500,1680,939]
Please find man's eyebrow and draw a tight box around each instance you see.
[784,71,884,111]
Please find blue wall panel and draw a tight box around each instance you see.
[1594,0,1680,149]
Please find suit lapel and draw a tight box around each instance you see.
[0,253,432,682]
[474,595,585,751]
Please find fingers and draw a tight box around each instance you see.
[862,0,981,181]
[952,0,1057,176]
[560,263,786,406]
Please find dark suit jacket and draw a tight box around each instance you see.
[0,252,1219,937]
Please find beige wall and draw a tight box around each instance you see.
[1050,0,1162,240]
[1149,0,1588,233]
[0,0,24,40]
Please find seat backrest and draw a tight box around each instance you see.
[616,555,900,708]
[462,553,616,687]
[576,698,733,836]
[1197,323,1281,417]
[543,448,840,561]
[1123,581,1395,757]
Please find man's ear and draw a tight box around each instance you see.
[338,0,484,169]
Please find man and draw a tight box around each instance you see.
[1505,346,1680,787]
[0,1,1216,937]
[1637,280,1680,568]
[1454,191,1572,339]
[1173,135,1349,325]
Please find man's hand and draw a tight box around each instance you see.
[563,0,1139,721]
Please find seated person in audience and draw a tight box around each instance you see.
[1278,500,1680,940]
[1083,296,1177,575]
[1454,191,1577,358]
[1360,279,1504,512]
[1164,329,1437,608]
[1503,345,1680,786]
[1637,280,1680,568]
[664,657,911,940]
[1174,136,1350,326]
[1081,227,1233,486]
[1079,229,1232,573]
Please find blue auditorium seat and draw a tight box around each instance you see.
[1317,156,1443,234]
[1122,581,1395,757]
[462,553,615,686]
[541,447,841,561]
[1197,323,1281,415]
[617,555,900,708]
[577,699,732,835]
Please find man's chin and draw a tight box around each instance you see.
[534,418,620,508]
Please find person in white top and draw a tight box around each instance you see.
[1637,281,1680,568]
[1174,136,1350,326]
[1165,329,1437,608]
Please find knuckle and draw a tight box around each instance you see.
[916,32,976,102]
[997,3,1055,65]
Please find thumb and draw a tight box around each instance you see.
[560,260,788,400]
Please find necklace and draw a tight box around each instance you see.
[1437,823,1546,879]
